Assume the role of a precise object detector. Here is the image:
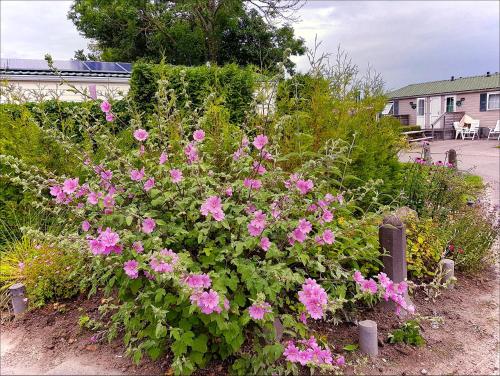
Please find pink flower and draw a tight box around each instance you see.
[132,241,143,253]
[196,289,220,315]
[291,228,307,243]
[149,249,178,273]
[298,279,328,320]
[142,218,156,234]
[184,142,199,164]
[247,210,266,237]
[322,209,333,223]
[49,185,62,197]
[360,279,378,294]
[297,219,312,234]
[377,272,391,288]
[322,229,335,245]
[159,152,168,165]
[397,281,408,294]
[243,178,262,190]
[105,112,115,122]
[63,178,79,194]
[82,220,91,232]
[102,194,115,208]
[200,196,225,222]
[225,187,233,197]
[18,262,25,270]
[296,179,314,195]
[353,270,365,283]
[130,167,145,181]
[123,260,139,279]
[99,227,120,247]
[248,302,272,320]
[260,237,271,251]
[184,273,212,289]
[299,312,307,324]
[253,161,266,175]
[193,129,205,142]
[100,101,111,113]
[284,342,300,363]
[133,129,149,142]
[100,170,113,183]
[170,169,183,183]
[336,356,346,366]
[252,134,268,150]
[143,178,155,192]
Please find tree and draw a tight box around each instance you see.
[68,0,305,73]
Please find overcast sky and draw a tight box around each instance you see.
[1,0,499,89]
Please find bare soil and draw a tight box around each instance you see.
[1,264,499,375]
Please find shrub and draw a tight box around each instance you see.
[399,159,484,220]
[0,236,87,307]
[130,62,258,124]
[403,213,446,279]
[274,74,404,199]
[445,206,498,273]
[2,84,419,374]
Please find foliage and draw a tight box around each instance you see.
[0,237,87,307]
[388,320,425,346]
[273,70,404,199]
[0,80,405,374]
[399,159,484,220]
[403,213,447,279]
[445,205,498,273]
[68,0,305,73]
[130,62,257,124]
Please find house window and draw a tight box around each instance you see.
[445,96,455,112]
[382,102,393,115]
[487,92,500,110]
[417,98,425,116]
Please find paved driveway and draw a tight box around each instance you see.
[399,139,500,205]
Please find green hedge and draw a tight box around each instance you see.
[130,62,258,124]
[0,100,130,141]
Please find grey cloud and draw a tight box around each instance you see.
[1,0,498,91]
[1,1,87,60]
[291,1,500,89]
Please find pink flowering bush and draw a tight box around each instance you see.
[21,89,390,375]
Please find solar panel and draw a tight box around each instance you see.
[53,60,89,72]
[1,58,51,71]
[0,58,132,74]
[84,61,128,73]
[116,62,132,73]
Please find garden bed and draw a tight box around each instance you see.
[2,266,498,375]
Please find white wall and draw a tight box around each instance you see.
[0,76,129,103]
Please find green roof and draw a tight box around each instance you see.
[387,73,500,98]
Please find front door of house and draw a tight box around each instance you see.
[416,98,425,128]
[429,96,441,128]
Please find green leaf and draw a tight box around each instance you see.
[126,216,133,226]
[147,346,161,360]
[155,322,167,338]
[343,344,359,351]
[191,334,208,353]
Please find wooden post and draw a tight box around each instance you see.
[359,320,378,357]
[379,215,407,284]
[423,143,432,165]
[379,215,414,313]
[448,149,457,168]
[9,283,27,315]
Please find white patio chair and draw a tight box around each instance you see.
[487,120,500,140]
[453,121,464,139]
[463,120,480,140]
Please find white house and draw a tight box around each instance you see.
[0,58,131,103]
